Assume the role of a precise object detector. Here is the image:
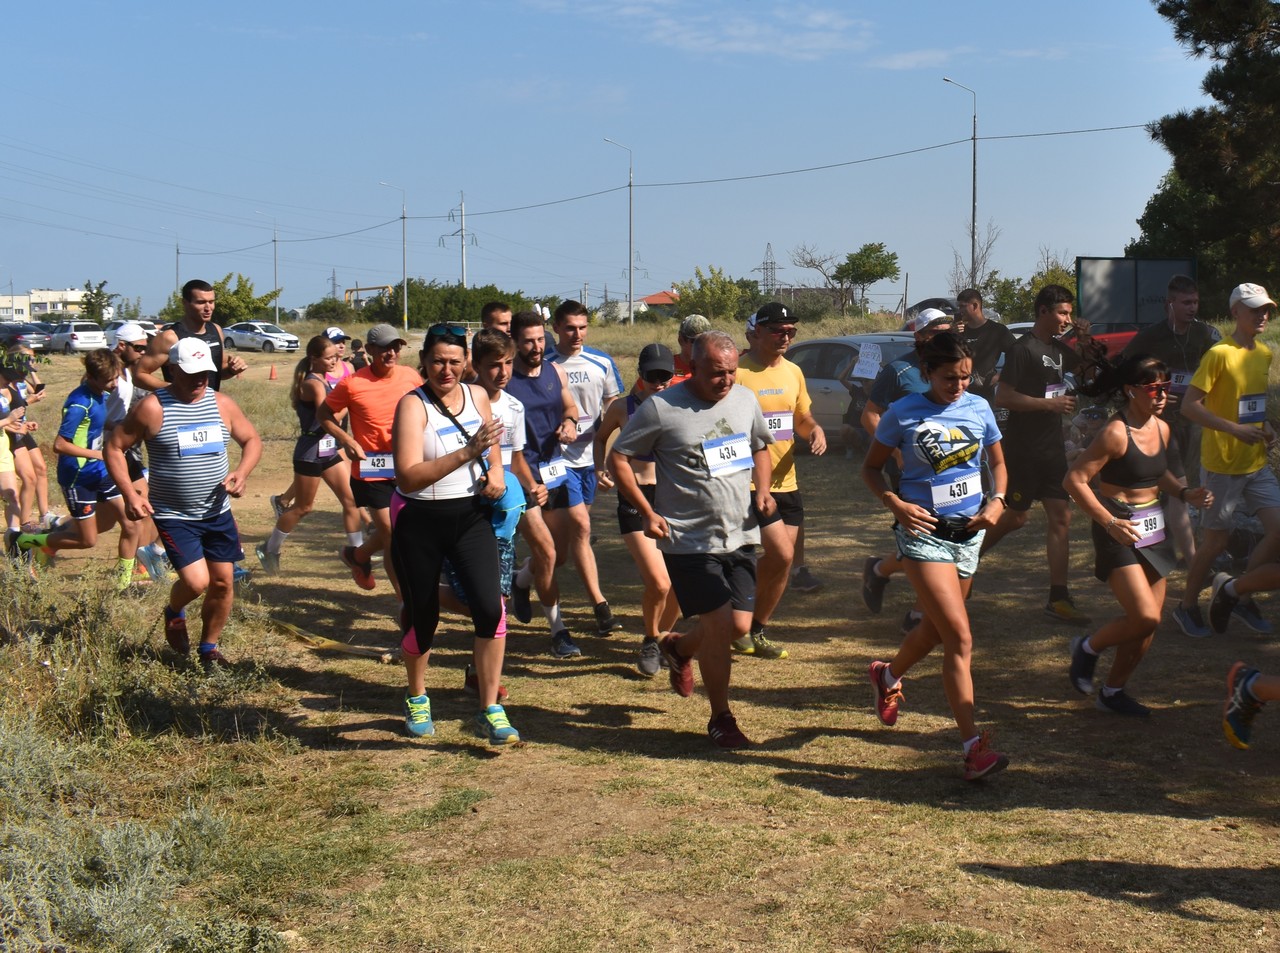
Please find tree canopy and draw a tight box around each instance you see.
[360,280,538,328]
[79,280,118,324]
[157,274,280,326]
[1130,0,1280,308]
[670,266,748,322]
[835,243,900,315]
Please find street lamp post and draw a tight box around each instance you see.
[603,138,634,325]
[380,182,409,333]
[943,77,978,289]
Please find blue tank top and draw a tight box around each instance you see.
[507,365,564,468]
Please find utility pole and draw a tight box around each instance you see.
[379,181,409,333]
[603,138,634,324]
[943,77,978,289]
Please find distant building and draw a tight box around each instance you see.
[0,288,86,322]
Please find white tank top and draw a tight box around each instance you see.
[400,385,489,501]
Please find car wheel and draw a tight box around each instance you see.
[262,341,274,354]
[223,336,236,350]
[63,344,72,355]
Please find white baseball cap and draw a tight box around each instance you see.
[168,338,218,374]
[1228,282,1276,310]
[115,321,149,344]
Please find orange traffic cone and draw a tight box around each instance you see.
[268,364,278,381]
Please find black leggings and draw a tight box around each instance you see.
[390,495,501,654]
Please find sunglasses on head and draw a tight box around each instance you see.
[642,369,673,384]
[425,324,467,346]
[1135,381,1171,397]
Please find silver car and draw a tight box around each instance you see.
[786,332,918,433]
[223,322,300,353]
[50,321,108,354]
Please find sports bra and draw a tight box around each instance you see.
[1098,414,1166,489]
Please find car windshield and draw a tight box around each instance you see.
[260,325,287,335]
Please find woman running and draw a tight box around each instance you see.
[390,324,515,744]
[862,331,1009,780]
[256,335,362,573]
[1064,354,1212,715]
[593,343,681,677]
[2,347,54,528]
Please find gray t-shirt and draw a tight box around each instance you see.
[612,381,773,555]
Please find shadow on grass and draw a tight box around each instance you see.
[962,859,1280,919]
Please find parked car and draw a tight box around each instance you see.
[787,332,918,434]
[49,321,107,354]
[30,322,59,336]
[104,319,158,348]
[223,322,299,353]
[0,323,53,352]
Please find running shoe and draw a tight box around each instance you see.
[550,629,582,658]
[339,545,376,591]
[868,660,903,726]
[1172,603,1211,639]
[270,495,285,519]
[963,732,1009,781]
[163,607,190,655]
[790,565,824,594]
[404,693,435,737]
[707,710,751,749]
[862,557,889,614]
[463,663,509,702]
[637,638,662,678]
[40,512,61,531]
[659,633,694,698]
[1044,598,1091,626]
[900,609,923,634]
[594,601,623,636]
[4,529,19,558]
[748,629,788,660]
[1224,661,1262,750]
[1232,599,1272,635]
[474,704,520,745]
[135,544,167,582]
[199,646,231,674]
[1094,689,1150,717]
[510,567,533,624]
[730,635,755,655]
[1068,635,1097,695]
[1209,573,1238,634]
[254,543,280,575]
[232,564,251,584]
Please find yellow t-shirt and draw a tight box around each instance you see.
[736,354,812,492]
[1189,337,1271,475]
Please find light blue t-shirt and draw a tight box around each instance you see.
[874,391,1001,518]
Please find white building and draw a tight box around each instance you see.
[0,288,86,322]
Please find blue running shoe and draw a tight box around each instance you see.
[510,569,532,624]
[404,693,435,737]
[1232,599,1272,634]
[232,564,252,584]
[1172,604,1210,639]
[135,544,165,582]
[1224,662,1262,750]
[474,704,520,745]
[550,629,581,658]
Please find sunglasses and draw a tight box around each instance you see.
[762,325,797,338]
[642,370,673,384]
[1136,381,1171,397]
[426,323,467,344]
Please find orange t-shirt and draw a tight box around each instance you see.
[325,364,423,479]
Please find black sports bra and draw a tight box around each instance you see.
[1098,415,1166,489]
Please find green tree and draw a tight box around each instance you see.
[361,279,537,329]
[156,273,280,326]
[834,243,900,316]
[1133,1,1280,306]
[670,266,743,322]
[302,297,360,327]
[80,280,119,324]
[117,297,142,321]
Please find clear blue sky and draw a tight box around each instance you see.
[3,0,1208,317]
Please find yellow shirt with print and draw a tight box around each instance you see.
[1190,337,1271,475]
[736,354,812,493]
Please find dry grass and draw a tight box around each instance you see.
[4,331,1280,952]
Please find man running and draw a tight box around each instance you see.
[105,339,262,670]
[733,302,825,659]
[136,279,247,392]
[546,300,623,636]
[610,330,774,749]
[505,309,583,657]
[318,323,422,594]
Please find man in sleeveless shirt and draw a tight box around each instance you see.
[135,279,247,393]
[106,338,262,672]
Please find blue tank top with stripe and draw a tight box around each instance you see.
[147,387,231,520]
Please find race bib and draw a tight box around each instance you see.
[573,414,594,444]
[317,435,337,458]
[177,422,224,457]
[764,410,794,442]
[1238,393,1266,424]
[90,435,103,451]
[1169,369,1192,395]
[702,433,753,477]
[539,456,569,488]
[436,423,470,452]
[929,471,981,515]
[1133,505,1166,549]
[362,450,394,478]
[1044,382,1068,400]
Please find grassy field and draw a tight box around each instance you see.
[2,322,1279,953]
